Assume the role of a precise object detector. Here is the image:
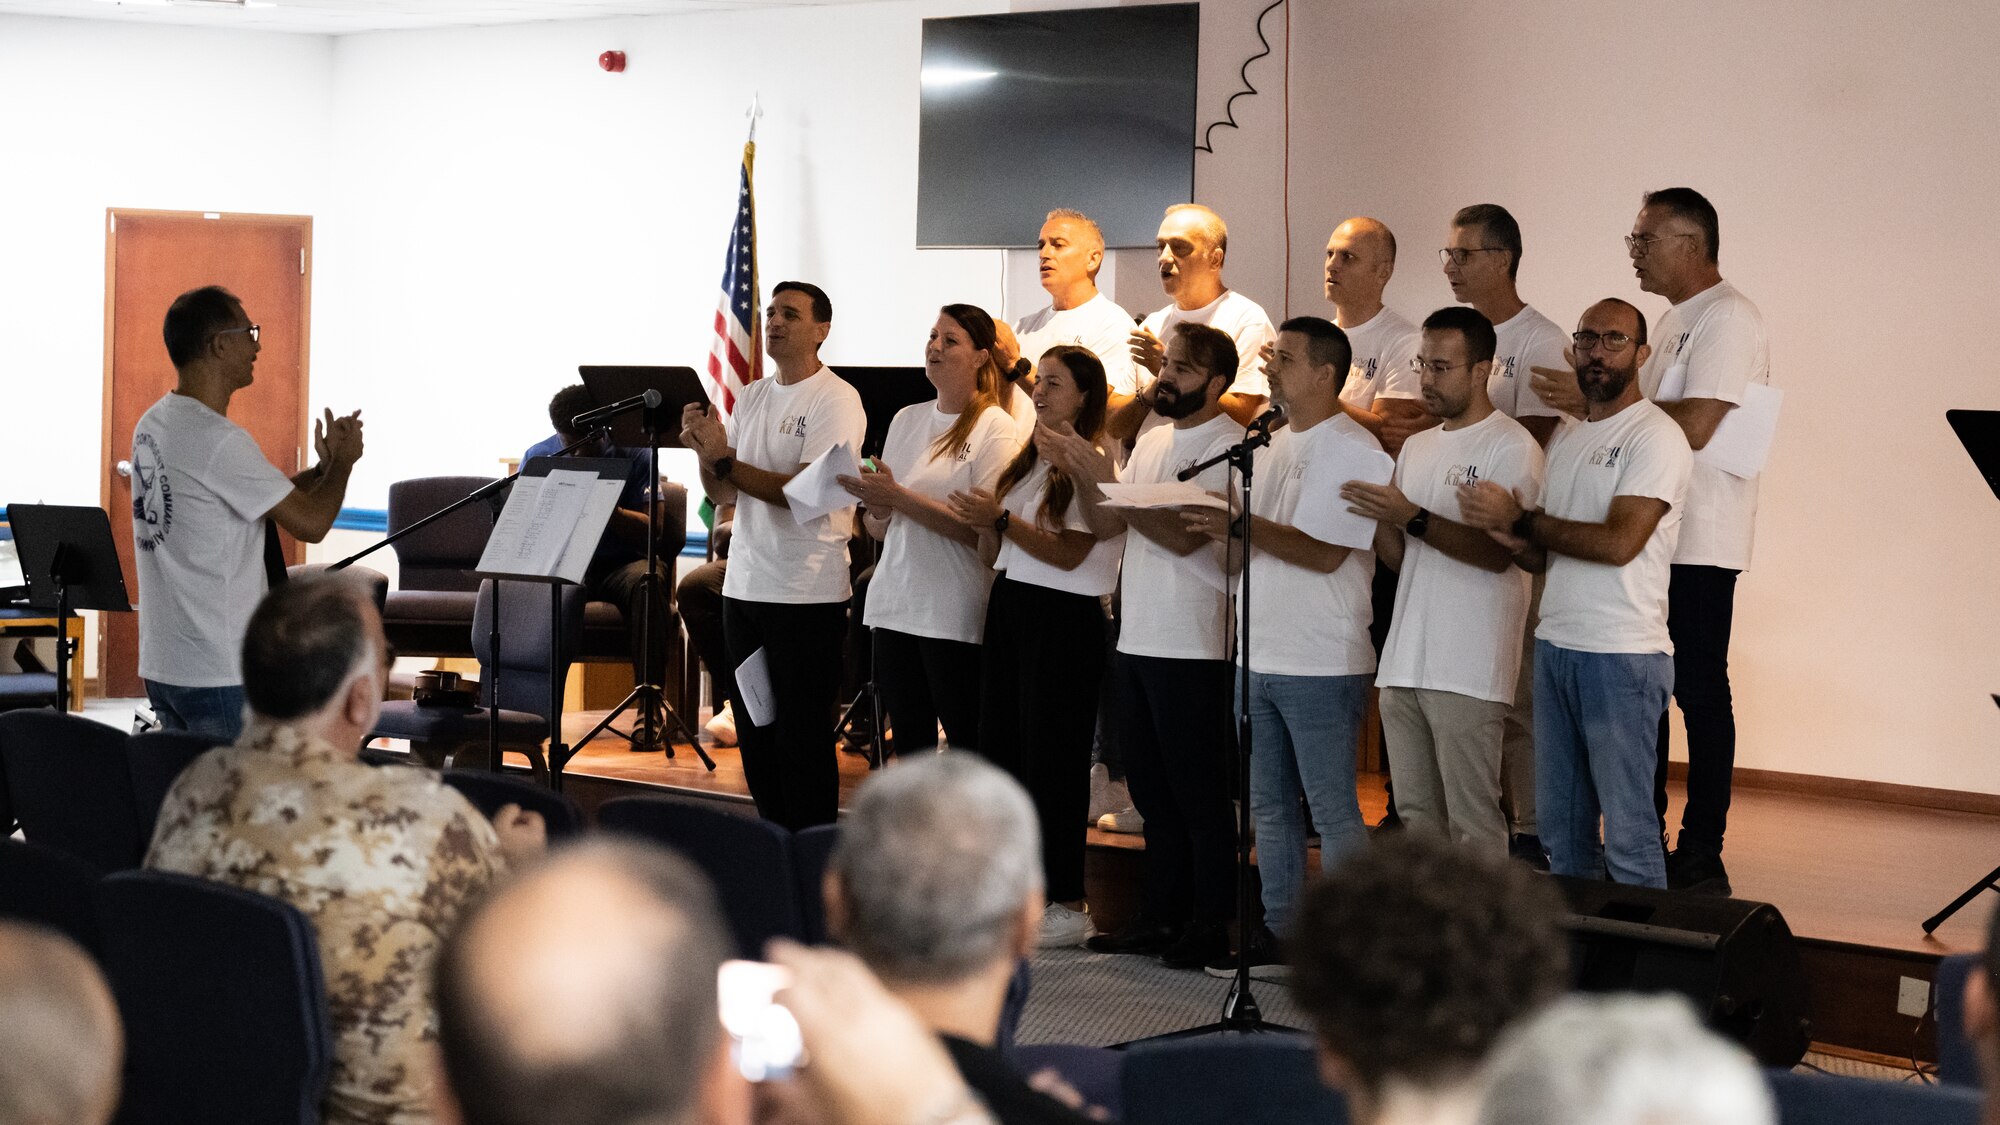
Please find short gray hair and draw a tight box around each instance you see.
[1476,995,1774,1125]
[830,752,1041,984]
[1165,202,1228,254]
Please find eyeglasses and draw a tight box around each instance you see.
[1409,358,1475,377]
[1437,247,1506,267]
[1623,232,1694,255]
[215,323,261,343]
[1570,331,1635,353]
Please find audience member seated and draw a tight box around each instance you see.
[1475,994,1774,1125]
[0,920,123,1125]
[827,751,1101,1124]
[1291,833,1567,1125]
[433,837,1001,1125]
[146,573,546,1125]
[1965,901,2000,1124]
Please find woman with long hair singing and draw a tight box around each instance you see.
[949,345,1123,947]
[839,304,1022,754]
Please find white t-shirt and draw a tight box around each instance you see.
[1536,400,1693,656]
[1136,289,1277,443]
[1338,306,1423,411]
[993,457,1123,598]
[1639,280,1770,571]
[1488,305,1569,421]
[721,367,868,605]
[1116,413,1238,661]
[131,392,296,687]
[1378,411,1547,702]
[1246,415,1380,677]
[864,403,1021,643]
[1015,292,1140,396]
[1000,383,1038,441]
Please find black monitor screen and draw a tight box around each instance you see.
[917,4,1199,249]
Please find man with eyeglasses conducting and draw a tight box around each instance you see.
[1533,189,1770,895]
[1341,307,1546,857]
[1459,298,1692,889]
[131,285,364,740]
[1440,203,1573,867]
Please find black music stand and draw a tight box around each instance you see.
[1923,411,2000,933]
[9,505,134,712]
[828,366,936,769]
[572,365,714,768]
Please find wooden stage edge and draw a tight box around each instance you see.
[483,708,1999,1061]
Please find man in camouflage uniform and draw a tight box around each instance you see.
[148,573,546,1125]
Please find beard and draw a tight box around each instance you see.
[1577,358,1638,403]
[1153,382,1208,420]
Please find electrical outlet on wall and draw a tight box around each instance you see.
[1898,976,1931,1018]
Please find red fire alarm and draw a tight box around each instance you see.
[599,50,626,73]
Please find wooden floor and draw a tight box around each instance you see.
[522,707,1996,957]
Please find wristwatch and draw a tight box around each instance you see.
[1404,507,1431,538]
[712,455,736,481]
[993,510,1011,534]
[1510,509,1537,542]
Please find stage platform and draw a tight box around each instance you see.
[506,706,1996,1062]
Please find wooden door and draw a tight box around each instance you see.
[100,210,312,699]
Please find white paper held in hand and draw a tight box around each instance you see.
[1097,480,1230,511]
[1694,382,1782,479]
[1295,441,1396,550]
[782,441,862,525]
[735,647,776,728]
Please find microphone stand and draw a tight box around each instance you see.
[1142,411,1296,1041]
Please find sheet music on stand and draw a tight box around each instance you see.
[475,457,630,583]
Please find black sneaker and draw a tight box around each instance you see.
[1159,922,1230,971]
[1667,848,1731,896]
[1086,917,1182,957]
[1509,833,1550,871]
[1204,926,1290,982]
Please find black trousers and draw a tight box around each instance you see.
[588,556,671,686]
[978,575,1106,904]
[874,627,982,754]
[1653,564,1740,855]
[1114,651,1236,927]
[723,596,848,830]
[676,557,730,704]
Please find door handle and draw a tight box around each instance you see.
[115,460,133,479]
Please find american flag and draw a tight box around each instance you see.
[704,140,761,418]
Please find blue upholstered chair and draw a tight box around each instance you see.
[0,710,145,873]
[791,822,841,945]
[1766,1067,1981,1125]
[0,837,103,954]
[126,730,225,843]
[442,768,584,840]
[596,795,803,957]
[1934,953,1982,1088]
[1121,1034,1349,1125]
[96,870,333,1125]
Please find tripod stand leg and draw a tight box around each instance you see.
[1923,863,2000,934]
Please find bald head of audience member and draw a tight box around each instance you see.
[433,840,741,1125]
[826,751,1043,1044]
[1291,833,1568,1125]
[241,571,390,751]
[0,921,123,1125]
[1323,216,1398,320]
[1476,994,1774,1125]
[1155,203,1229,310]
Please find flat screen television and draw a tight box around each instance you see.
[917,4,1199,249]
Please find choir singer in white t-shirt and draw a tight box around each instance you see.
[839,305,1022,756]
[947,345,1122,949]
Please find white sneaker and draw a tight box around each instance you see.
[1096,806,1144,834]
[1085,763,1113,824]
[703,702,738,748]
[1037,902,1095,948]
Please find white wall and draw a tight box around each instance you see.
[4,0,1997,795]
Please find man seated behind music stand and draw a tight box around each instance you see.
[522,383,675,751]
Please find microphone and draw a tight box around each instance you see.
[1246,403,1286,432]
[572,388,663,428]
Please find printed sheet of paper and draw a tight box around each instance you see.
[1098,481,1230,511]
[1695,382,1782,479]
[783,441,862,525]
[550,477,631,585]
[1292,442,1396,550]
[735,647,775,728]
[478,469,597,578]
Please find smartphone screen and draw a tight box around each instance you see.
[717,960,805,1082]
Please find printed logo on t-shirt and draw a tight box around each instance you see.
[954,441,974,463]
[1590,444,1623,469]
[1444,463,1484,487]
[1352,358,1379,383]
[1496,356,1518,381]
[780,414,809,439]
[131,432,172,551]
[1666,331,1691,358]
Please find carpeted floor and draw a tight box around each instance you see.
[1017,947,1307,1047]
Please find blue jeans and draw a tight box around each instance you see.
[1244,670,1370,936]
[144,680,247,742]
[1533,641,1673,887]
